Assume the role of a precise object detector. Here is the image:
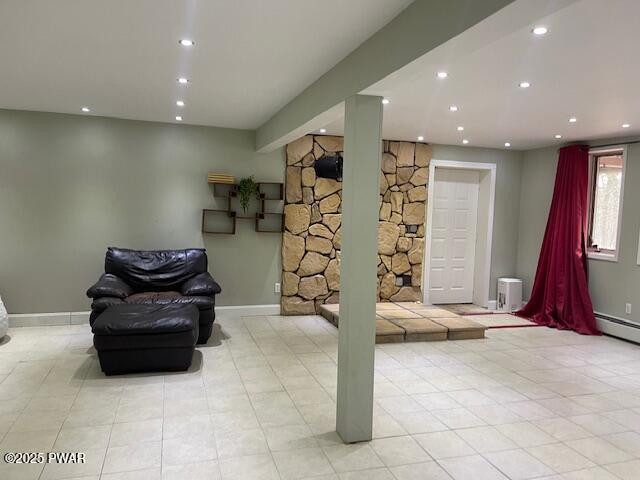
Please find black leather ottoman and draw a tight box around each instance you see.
[92,304,199,375]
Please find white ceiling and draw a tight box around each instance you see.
[0,0,412,129]
[324,0,640,150]
[3,0,639,151]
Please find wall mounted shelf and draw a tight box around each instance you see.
[203,180,284,234]
[202,209,236,235]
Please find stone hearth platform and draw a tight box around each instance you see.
[318,302,487,343]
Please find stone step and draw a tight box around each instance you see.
[388,317,448,342]
[429,317,487,340]
[319,303,339,326]
[375,302,402,311]
[392,301,423,309]
[375,319,406,343]
[406,306,461,318]
[377,309,422,320]
[318,303,486,342]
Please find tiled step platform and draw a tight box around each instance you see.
[319,302,487,343]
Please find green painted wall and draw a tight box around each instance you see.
[515,146,556,299]
[431,145,524,299]
[516,141,640,322]
[0,109,527,313]
[0,109,284,313]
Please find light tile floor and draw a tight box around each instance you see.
[1,313,640,480]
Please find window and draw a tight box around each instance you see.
[587,146,626,261]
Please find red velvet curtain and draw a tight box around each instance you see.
[516,145,600,335]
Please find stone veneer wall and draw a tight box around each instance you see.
[281,135,432,315]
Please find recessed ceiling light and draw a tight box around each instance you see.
[532,26,548,36]
[462,139,469,145]
[555,134,562,139]
[622,123,631,128]
[176,100,185,107]
[449,105,458,112]
[436,71,448,79]
[81,107,90,113]
[381,98,390,105]
[319,128,326,133]
[519,81,531,89]
[417,136,424,141]
[179,39,194,46]
[177,77,189,84]
[569,117,577,123]
[504,142,511,147]
[175,116,183,121]
[457,126,464,132]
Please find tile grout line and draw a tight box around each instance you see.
[247,316,338,479]
[4,316,640,479]
[96,376,125,478]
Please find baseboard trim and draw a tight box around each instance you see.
[595,312,640,344]
[8,303,282,328]
[487,300,497,311]
[9,311,91,327]
[216,304,281,317]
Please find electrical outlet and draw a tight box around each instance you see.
[626,303,632,315]
[275,283,281,294]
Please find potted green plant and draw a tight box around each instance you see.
[237,176,261,213]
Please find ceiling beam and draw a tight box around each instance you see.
[255,0,521,152]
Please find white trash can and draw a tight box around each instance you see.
[497,278,523,313]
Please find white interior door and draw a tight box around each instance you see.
[428,168,480,304]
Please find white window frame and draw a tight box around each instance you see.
[586,145,627,262]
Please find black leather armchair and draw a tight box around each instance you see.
[87,247,221,344]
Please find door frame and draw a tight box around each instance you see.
[422,160,496,307]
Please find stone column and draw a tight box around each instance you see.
[336,95,383,443]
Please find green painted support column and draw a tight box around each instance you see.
[336,94,383,443]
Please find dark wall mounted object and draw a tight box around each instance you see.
[87,247,221,344]
[314,154,343,180]
[203,181,284,234]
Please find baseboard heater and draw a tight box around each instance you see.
[596,312,640,344]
